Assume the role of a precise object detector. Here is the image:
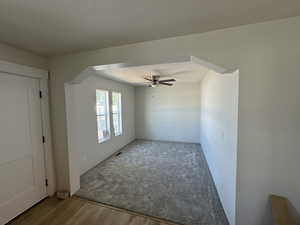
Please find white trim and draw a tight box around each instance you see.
[64,83,80,195]
[0,60,55,196]
[39,77,56,196]
[0,60,48,79]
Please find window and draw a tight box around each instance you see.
[96,90,110,143]
[112,92,122,136]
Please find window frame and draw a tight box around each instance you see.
[96,89,111,143]
[112,92,123,136]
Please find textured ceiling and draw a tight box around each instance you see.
[0,0,300,56]
[95,62,210,86]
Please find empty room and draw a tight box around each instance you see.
[1,1,300,225]
[65,60,238,225]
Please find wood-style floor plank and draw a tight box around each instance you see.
[7,198,63,225]
[7,197,180,225]
[74,197,180,225]
[147,221,164,225]
[64,204,107,225]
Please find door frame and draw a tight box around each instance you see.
[0,60,56,196]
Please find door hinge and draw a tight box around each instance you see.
[45,179,48,187]
[39,91,42,98]
[42,136,46,143]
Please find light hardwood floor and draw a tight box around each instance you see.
[7,197,180,225]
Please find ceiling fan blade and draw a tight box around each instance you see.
[160,82,173,86]
[144,77,153,81]
[159,79,176,83]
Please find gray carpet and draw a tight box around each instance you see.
[76,140,229,225]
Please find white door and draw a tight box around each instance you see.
[0,72,47,224]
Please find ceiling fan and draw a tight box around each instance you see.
[144,75,176,87]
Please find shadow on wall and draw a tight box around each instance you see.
[199,70,239,225]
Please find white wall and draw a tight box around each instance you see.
[49,16,300,225]
[200,71,239,225]
[135,83,201,143]
[68,75,135,175]
[0,42,48,69]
